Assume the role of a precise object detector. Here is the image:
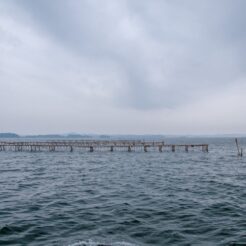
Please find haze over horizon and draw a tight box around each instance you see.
[1,0,246,135]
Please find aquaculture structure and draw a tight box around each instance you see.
[0,140,209,153]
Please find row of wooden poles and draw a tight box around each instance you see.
[0,141,209,153]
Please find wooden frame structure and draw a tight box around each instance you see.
[0,140,208,153]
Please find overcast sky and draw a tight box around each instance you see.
[0,0,246,135]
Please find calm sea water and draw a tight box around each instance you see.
[0,138,246,246]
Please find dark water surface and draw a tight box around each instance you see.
[0,138,246,246]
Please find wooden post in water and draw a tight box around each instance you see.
[110,146,114,152]
[185,145,188,152]
[144,145,148,152]
[235,138,243,157]
[205,145,208,152]
[90,146,94,152]
[172,145,175,152]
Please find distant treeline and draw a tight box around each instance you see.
[0,133,166,140]
[0,133,93,139]
[0,133,20,138]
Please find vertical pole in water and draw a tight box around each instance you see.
[185,145,188,152]
[235,138,242,156]
[159,145,162,152]
[144,145,148,152]
[70,146,73,152]
[206,145,209,152]
[110,146,114,152]
[90,146,94,152]
[128,146,132,152]
[172,145,175,152]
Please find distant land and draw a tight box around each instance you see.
[0,132,165,140]
[0,132,246,139]
[0,133,93,139]
[0,133,20,138]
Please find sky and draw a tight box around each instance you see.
[0,0,246,135]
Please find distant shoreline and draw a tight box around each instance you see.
[1,132,246,139]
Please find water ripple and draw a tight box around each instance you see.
[0,138,246,245]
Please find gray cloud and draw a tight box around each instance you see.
[0,0,246,134]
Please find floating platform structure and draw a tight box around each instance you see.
[0,140,208,153]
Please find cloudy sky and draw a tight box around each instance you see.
[0,0,246,135]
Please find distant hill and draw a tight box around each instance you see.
[0,133,20,138]
[0,133,166,140]
[24,134,64,138]
[2,132,244,140]
[23,134,93,139]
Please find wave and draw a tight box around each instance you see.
[68,240,137,246]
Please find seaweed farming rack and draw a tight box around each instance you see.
[0,140,208,153]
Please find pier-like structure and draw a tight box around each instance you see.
[0,140,208,153]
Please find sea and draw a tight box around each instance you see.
[0,137,245,246]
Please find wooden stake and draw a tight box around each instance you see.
[235,138,243,156]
